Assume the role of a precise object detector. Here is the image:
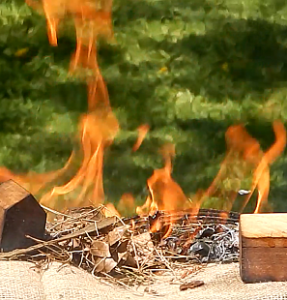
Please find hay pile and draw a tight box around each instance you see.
[0,207,239,289]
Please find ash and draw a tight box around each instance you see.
[191,224,238,263]
[164,223,239,263]
[156,210,240,263]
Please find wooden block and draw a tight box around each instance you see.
[0,180,46,252]
[240,213,287,283]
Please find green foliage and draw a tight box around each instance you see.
[1,0,287,211]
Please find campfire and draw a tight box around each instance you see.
[0,0,287,297]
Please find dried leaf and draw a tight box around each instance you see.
[180,280,204,291]
[117,251,128,263]
[67,239,80,248]
[132,232,154,256]
[119,253,138,268]
[132,232,152,245]
[127,232,155,266]
[108,226,127,245]
[94,257,117,273]
[91,241,111,257]
[117,239,129,253]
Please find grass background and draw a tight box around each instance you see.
[1,0,287,212]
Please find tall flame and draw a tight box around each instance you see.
[201,121,286,213]
[10,0,118,209]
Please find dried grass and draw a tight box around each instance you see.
[0,207,239,288]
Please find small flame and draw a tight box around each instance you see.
[241,121,286,213]
[40,108,119,208]
[136,144,189,215]
[117,193,135,215]
[132,124,150,152]
[103,203,120,218]
[136,144,191,238]
[26,0,113,48]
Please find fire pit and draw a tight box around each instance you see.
[1,204,287,300]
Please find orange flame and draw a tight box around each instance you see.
[6,0,118,209]
[201,121,286,213]
[26,0,113,48]
[136,144,191,238]
[0,0,284,240]
[136,144,189,215]
[117,193,135,215]
[241,121,286,213]
[139,121,285,238]
[103,203,121,218]
[40,109,119,208]
[132,124,150,152]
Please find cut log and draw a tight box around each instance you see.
[0,180,46,252]
[240,213,287,283]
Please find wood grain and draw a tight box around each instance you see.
[240,247,287,283]
[240,213,287,238]
[240,213,287,283]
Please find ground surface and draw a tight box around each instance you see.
[1,0,287,212]
[1,260,287,300]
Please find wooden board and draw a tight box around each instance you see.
[240,213,287,283]
[240,213,287,238]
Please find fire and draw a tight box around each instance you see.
[117,193,135,215]
[136,144,191,238]
[40,108,119,208]
[201,121,286,213]
[103,203,121,218]
[0,0,284,239]
[132,124,150,152]
[19,0,117,209]
[25,0,113,48]
[136,143,190,216]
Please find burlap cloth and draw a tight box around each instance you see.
[1,261,287,300]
